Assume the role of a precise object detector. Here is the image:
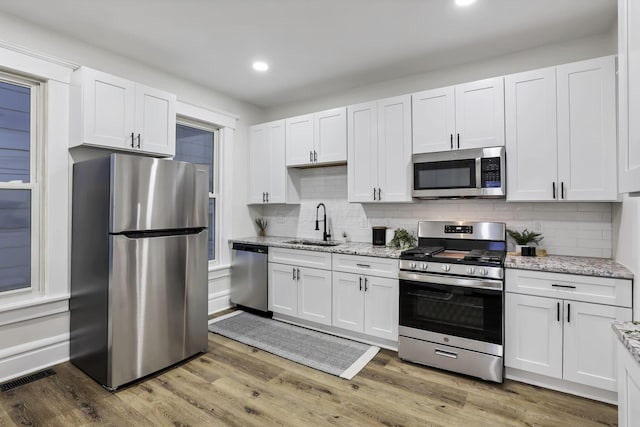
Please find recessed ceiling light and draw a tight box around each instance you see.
[455,0,476,6]
[252,61,269,72]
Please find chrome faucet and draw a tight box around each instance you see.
[315,203,331,241]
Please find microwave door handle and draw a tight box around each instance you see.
[475,157,482,189]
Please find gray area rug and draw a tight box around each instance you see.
[208,311,379,379]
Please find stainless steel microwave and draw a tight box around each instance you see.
[412,146,506,199]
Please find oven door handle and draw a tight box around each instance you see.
[399,271,503,291]
[406,291,455,301]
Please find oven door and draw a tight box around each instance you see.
[399,271,503,347]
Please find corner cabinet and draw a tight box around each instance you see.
[268,248,332,326]
[505,56,617,201]
[70,67,176,157]
[617,339,640,427]
[412,77,505,154]
[619,0,640,193]
[248,120,299,204]
[505,269,632,394]
[347,95,412,203]
[285,107,347,167]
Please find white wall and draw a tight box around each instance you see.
[263,30,616,121]
[258,166,614,258]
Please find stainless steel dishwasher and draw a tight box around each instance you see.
[230,243,270,314]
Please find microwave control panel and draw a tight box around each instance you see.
[480,157,502,188]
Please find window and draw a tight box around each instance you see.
[174,120,219,262]
[0,74,40,294]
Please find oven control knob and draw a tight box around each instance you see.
[441,264,450,272]
[478,267,487,276]
[421,263,427,270]
[466,267,476,275]
[410,262,417,269]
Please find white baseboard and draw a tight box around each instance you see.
[0,335,69,383]
[208,291,231,315]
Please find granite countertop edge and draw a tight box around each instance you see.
[229,237,633,279]
[229,236,404,259]
[504,254,633,280]
[612,321,640,365]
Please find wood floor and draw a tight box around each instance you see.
[0,328,617,426]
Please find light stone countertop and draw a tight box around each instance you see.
[505,254,633,280]
[612,321,640,365]
[230,236,405,259]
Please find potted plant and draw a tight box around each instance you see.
[506,228,543,256]
[388,228,417,249]
[255,217,268,237]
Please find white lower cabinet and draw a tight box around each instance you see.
[268,248,332,325]
[268,262,332,326]
[617,339,640,427]
[505,269,632,393]
[332,271,398,341]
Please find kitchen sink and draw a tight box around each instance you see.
[283,239,341,247]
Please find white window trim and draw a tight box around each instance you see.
[0,73,43,302]
[176,101,235,269]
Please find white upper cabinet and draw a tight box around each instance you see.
[348,95,412,203]
[506,56,617,202]
[455,78,505,150]
[619,0,640,193]
[285,107,347,167]
[248,120,298,205]
[412,77,504,154]
[411,87,455,153]
[557,58,617,201]
[70,67,176,157]
[505,68,559,201]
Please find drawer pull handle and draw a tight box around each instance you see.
[435,349,458,359]
[551,284,576,289]
[356,263,371,268]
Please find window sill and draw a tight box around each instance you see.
[0,294,70,315]
[209,263,231,273]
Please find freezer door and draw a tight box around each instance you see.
[108,230,208,388]
[110,154,208,233]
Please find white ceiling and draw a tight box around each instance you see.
[0,0,616,108]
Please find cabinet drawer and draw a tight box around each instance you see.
[332,254,398,279]
[268,248,332,270]
[505,269,632,307]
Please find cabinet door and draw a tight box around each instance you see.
[455,77,505,150]
[363,276,398,341]
[268,263,297,316]
[618,0,640,193]
[286,114,314,166]
[557,56,617,201]
[266,120,287,203]
[412,86,455,153]
[617,339,640,427]
[563,301,632,391]
[297,267,332,326]
[377,95,412,202]
[505,68,558,201]
[135,84,176,157]
[505,293,562,378]
[347,101,378,202]
[315,107,347,164]
[81,68,136,150]
[248,124,270,204]
[332,272,365,333]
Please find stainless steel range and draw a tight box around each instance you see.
[398,221,506,383]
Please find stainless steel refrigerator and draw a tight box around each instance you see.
[70,153,209,390]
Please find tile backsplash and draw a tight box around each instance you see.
[257,166,614,258]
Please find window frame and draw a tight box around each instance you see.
[175,117,221,266]
[0,71,43,299]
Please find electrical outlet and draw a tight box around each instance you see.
[360,216,369,229]
[278,216,286,224]
[533,221,543,232]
